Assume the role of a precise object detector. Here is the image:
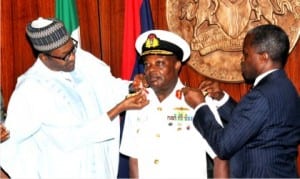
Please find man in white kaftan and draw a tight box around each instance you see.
[0,17,138,178]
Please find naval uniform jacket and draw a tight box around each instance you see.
[120,80,217,178]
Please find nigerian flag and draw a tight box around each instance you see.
[55,0,80,43]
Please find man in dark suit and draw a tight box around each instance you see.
[182,24,300,177]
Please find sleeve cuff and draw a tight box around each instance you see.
[212,92,229,108]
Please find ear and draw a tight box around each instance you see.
[39,53,48,62]
[175,60,182,72]
[260,52,276,72]
[39,53,45,59]
[261,52,269,63]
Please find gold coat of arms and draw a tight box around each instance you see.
[167,0,300,82]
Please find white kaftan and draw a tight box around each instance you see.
[0,48,129,178]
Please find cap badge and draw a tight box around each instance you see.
[145,33,160,48]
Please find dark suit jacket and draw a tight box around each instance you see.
[193,70,300,178]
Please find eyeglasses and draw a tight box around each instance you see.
[45,38,78,61]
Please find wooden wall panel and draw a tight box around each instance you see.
[286,41,300,93]
[76,0,102,59]
[109,0,125,76]
[1,0,14,108]
[76,0,125,77]
[1,0,54,108]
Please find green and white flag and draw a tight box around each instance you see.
[55,0,80,44]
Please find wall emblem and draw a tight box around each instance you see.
[167,0,300,82]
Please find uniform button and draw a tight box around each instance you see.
[155,133,160,138]
[157,107,162,111]
[154,159,159,164]
[136,129,140,133]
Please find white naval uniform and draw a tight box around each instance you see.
[0,48,129,178]
[120,80,217,178]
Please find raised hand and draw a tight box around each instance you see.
[199,80,224,100]
[123,90,149,110]
[131,74,149,93]
[108,90,149,120]
[181,87,205,109]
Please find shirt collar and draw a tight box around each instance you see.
[253,69,278,87]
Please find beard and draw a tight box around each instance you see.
[242,72,255,84]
